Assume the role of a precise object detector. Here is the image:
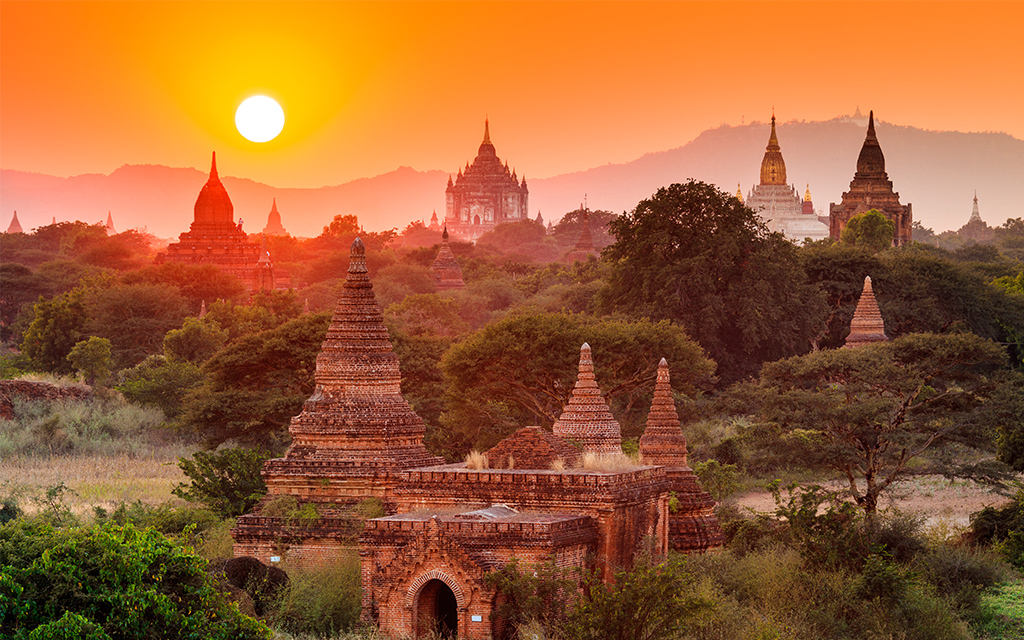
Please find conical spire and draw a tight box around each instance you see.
[735,183,744,203]
[482,118,491,145]
[574,208,595,252]
[105,211,116,234]
[844,276,889,348]
[282,237,443,469]
[804,184,812,202]
[856,111,886,176]
[263,197,287,235]
[759,113,787,185]
[193,151,234,226]
[970,191,982,223]
[639,359,690,468]
[431,226,465,290]
[552,343,623,456]
[6,211,23,234]
[199,300,207,318]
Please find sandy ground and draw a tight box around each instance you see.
[732,475,1015,528]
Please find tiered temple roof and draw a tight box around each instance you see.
[638,359,689,468]
[829,112,913,246]
[429,227,466,290]
[552,343,623,456]
[844,276,889,348]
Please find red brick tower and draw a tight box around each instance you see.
[639,359,724,552]
[844,276,889,348]
[552,343,623,456]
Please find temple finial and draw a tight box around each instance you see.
[867,111,876,139]
[482,118,491,145]
[210,151,219,179]
[442,225,449,241]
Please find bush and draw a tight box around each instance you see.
[0,520,271,639]
[270,554,362,637]
[173,447,271,518]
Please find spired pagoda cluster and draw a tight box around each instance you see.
[232,239,723,640]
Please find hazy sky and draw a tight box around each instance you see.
[2,1,1022,189]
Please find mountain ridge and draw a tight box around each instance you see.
[2,118,1021,239]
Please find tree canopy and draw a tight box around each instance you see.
[757,332,1010,513]
[840,209,895,253]
[600,180,826,383]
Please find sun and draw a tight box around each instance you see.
[235,96,285,143]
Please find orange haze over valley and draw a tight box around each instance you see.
[2,1,1023,237]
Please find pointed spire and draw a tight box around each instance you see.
[759,111,787,185]
[866,110,876,140]
[855,110,886,176]
[303,298,310,314]
[442,224,449,241]
[639,359,690,469]
[431,225,465,290]
[199,300,207,318]
[6,210,24,234]
[210,151,219,180]
[735,183,744,203]
[844,276,889,348]
[970,191,982,223]
[482,118,491,145]
[804,184,812,202]
[552,343,623,456]
[767,113,780,150]
[105,211,115,234]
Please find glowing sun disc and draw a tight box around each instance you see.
[235,96,285,143]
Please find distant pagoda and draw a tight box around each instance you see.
[564,208,599,263]
[829,112,913,246]
[6,211,23,234]
[444,120,529,242]
[262,198,289,236]
[155,152,262,290]
[429,227,466,290]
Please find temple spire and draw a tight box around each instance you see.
[210,151,219,180]
[552,343,623,456]
[844,276,889,349]
[638,359,690,468]
[970,191,982,222]
[482,119,491,145]
[866,110,876,140]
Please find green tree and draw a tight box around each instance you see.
[85,283,189,368]
[758,333,1009,514]
[163,316,228,363]
[841,209,896,252]
[0,520,271,639]
[600,180,826,383]
[552,208,618,249]
[178,312,330,448]
[440,311,715,454]
[0,264,49,343]
[66,337,112,386]
[172,448,272,518]
[20,289,89,374]
[115,355,203,418]
[123,262,247,310]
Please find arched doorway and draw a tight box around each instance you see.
[473,215,481,226]
[415,578,458,638]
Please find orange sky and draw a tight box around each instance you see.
[2,1,1023,191]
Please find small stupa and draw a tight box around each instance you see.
[105,211,116,235]
[552,343,623,455]
[844,276,889,348]
[639,359,689,468]
[262,198,289,236]
[6,211,23,234]
[429,226,466,290]
[564,208,599,263]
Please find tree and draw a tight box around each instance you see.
[67,337,112,386]
[85,283,189,368]
[20,290,89,374]
[163,317,228,363]
[440,311,715,454]
[552,208,618,249]
[0,263,49,342]
[115,355,203,418]
[600,180,826,383]
[757,333,1009,514]
[0,520,271,639]
[841,209,896,253]
[123,262,246,310]
[177,312,330,449]
[172,448,272,517]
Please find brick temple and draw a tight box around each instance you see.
[232,238,723,640]
[155,152,263,290]
[829,112,913,246]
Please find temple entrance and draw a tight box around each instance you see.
[415,578,458,638]
[473,215,480,225]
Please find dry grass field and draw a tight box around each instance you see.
[0,445,193,517]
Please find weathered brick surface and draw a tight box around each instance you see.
[844,276,889,348]
[551,344,623,455]
[485,426,580,469]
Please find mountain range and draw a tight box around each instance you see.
[2,116,1022,241]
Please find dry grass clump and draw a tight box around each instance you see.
[465,450,489,470]
[578,451,641,472]
[549,457,566,471]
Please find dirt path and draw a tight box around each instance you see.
[731,475,1014,528]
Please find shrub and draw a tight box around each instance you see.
[694,459,740,502]
[173,447,271,518]
[0,520,271,639]
[270,554,362,637]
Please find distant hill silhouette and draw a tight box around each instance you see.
[2,117,1021,240]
